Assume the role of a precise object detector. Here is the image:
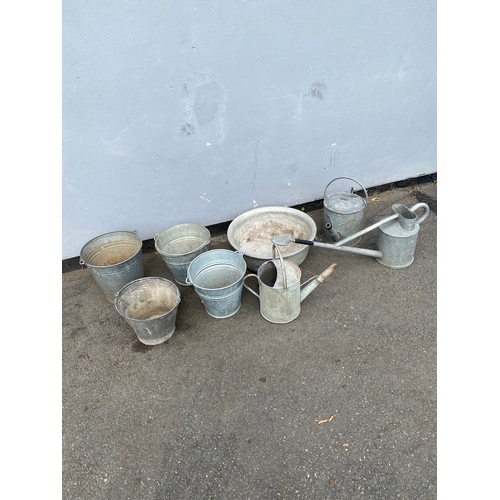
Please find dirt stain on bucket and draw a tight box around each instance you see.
[124,300,175,321]
[99,253,134,266]
[87,241,140,267]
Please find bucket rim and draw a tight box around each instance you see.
[156,222,210,234]
[154,224,211,257]
[187,249,247,291]
[155,239,209,257]
[80,230,142,268]
[114,277,181,320]
[155,236,210,257]
[188,272,245,292]
[189,248,245,261]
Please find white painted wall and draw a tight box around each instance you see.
[62,0,436,259]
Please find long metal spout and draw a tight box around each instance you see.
[300,263,338,302]
[325,222,341,242]
[326,244,383,258]
[272,236,383,257]
[334,203,426,246]
[332,213,398,247]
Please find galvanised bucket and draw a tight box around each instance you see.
[322,177,368,246]
[186,249,247,319]
[115,277,181,345]
[154,224,210,286]
[80,230,144,303]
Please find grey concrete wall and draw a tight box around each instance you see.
[62,0,436,259]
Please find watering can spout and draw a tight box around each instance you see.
[325,222,342,242]
[300,263,338,302]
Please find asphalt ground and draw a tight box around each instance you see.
[62,182,437,499]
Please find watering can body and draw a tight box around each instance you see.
[244,258,302,324]
[376,203,430,269]
[243,245,337,324]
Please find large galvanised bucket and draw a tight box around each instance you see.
[186,249,247,319]
[115,277,181,345]
[322,177,368,246]
[80,230,144,303]
[154,224,210,286]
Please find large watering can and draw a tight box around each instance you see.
[273,202,430,269]
[322,176,368,245]
[243,245,337,323]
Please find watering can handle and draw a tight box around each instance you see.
[410,203,430,224]
[293,239,314,246]
[243,274,260,299]
[272,244,287,290]
[323,176,368,200]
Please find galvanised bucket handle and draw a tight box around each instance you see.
[324,176,368,200]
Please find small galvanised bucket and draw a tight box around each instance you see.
[115,277,181,345]
[154,224,210,286]
[186,249,247,319]
[322,177,368,246]
[80,230,144,303]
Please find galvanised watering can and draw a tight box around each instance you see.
[273,203,430,269]
[244,245,337,323]
[322,176,368,245]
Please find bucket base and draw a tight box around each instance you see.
[204,303,241,319]
[136,331,175,346]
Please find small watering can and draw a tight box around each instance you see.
[323,176,368,245]
[243,245,337,324]
[273,202,430,269]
